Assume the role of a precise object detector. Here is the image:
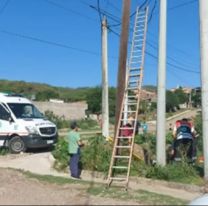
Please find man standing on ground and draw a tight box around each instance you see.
[67,121,84,179]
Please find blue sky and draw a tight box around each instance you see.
[0,0,200,89]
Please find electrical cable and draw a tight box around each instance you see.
[44,0,97,22]
[97,0,102,24]
[168,0,197,11]
[0,0,10,16]
[148,0,157,23]
[0,29,100,56]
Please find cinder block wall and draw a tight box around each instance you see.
[33,101,88,120]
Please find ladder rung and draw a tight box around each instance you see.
[129,67,141,71]
[124,102,137,105]
[117,136,133,139]
[115,145,131,149]
[114,155,130,159]
[127,88,138,90]
[129,67,141,72]
[129,74,140,77]
[117,136,132,139]
[131,55,142,58]
[129,80,139,83]
[130,61,141,64]
[112,166,128,169]
[129,81,138,84]
[135,29,144,33]
[119,127,134,130]
[128,95,137,98]
[122,110,137,113]
[134,38,143,42]
[109,177,127,181]
[136,24,145,28]
[127,100,137,103]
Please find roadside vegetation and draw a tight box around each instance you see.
[53,125,204,187]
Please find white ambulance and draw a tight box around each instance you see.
[0,92,58,153]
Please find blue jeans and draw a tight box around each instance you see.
[69,148,81,178]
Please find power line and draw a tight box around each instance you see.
[107,1,120,13]
[130,0,150,18]
[0,0,10,16]
[145,50,199,74]
[168,0,197,11]
[44,0,97,22]
[0,29,101,56]
[0,29,119,59]
[89,4,121,24]
[108,25,200,75]
[146,41,199,72]
[97,0,102,24]
[148,0,157,23]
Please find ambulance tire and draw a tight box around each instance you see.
[8,136,26,154]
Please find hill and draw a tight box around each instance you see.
[0,79,94,102]
[0,79,157,103]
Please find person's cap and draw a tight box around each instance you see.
[70,121,78,129]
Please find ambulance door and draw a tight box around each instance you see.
[0,103,13,146]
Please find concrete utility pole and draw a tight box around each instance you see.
[101,16,109,138]
[199,0,208,180]
[115,0,131,137]
[156,0,167,166]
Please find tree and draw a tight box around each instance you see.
[174,88,188,105]
[166,91,179,112]
[36,90,60,101]
[86,87,102,114]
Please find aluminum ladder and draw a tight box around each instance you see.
[107,6,149,190]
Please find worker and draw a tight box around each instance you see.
[67,121,84,179]
[172,118,196,161]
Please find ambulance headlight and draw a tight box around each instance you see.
[25,126,39,135]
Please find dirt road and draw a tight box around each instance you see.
[147,109,200,133]
[0,152,204,205]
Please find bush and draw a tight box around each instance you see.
[76,119,99,130]
[44,110,69,129]
[132,161,202,184]
[81,136,112,174]
[0,147,9,155]
[52,135,112,174]
[52,138,68,171]
[44,110,99,130]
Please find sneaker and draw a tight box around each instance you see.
[71,175,81,180]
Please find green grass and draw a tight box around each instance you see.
[23,170,89,185]
[12,169,188,205]
[87,186,188,205]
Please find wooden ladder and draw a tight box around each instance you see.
[107,6,149,190]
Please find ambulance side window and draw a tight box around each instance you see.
[0,104,10,121]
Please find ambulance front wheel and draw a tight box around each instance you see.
[8,136,26,153]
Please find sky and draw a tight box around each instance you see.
[0,0,200,89]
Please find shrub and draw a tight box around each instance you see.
[44,110,99,130]
[76,119,99,130]
[133,161,202,184]
[0,147,9,155]
[52,135,112,174]
[44,110,68,129]
[81,136,112,174]
[52,138,68,171]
